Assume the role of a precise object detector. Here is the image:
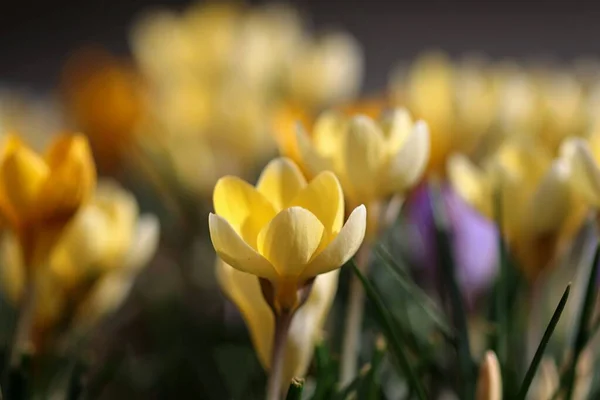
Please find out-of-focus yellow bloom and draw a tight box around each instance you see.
[61,48,147,172]
[448,139,583,279]
[560,133,600,208]
[390,52,497,174]
[0,181,159,342]
[209,158,366,313]
[294,108,429,236]
[217,260,338,390]
[273,97,388,171]
[122,2,364,196]
[475,351,502,400]
[0,134,96,267]
[285,32,363,107]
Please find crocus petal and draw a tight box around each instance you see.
[216,260,339,389]
[213,176,276,247]
[37,134,96,220]
[290,171,344,236]
[257,207,324,278]
[49,205,110,288]
[447,154,491,217]
[525,159,571,235]
[560,138,600,206]
[0,145,49,222]
[124,214,160,272]
[295,125,333,178]
[209,213,278,280]
[385,120,430,193]
[256,157,306,211]
[342,116,387,200]
[476,351,502,400]
[301,204,366,280]
[311,111,347,158]
[379,108,413,154]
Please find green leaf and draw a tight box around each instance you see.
[516,283,570,400]
[361,337,386,400]
[285,378,304,400]
[374,246,454,340]
[311,341,337,400]
[351,262,426,400]
[563,240,600,400]
[333,364,369,400]
[429,183,475,400]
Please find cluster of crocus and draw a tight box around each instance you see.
[61,2,363,197]
[208,105,431,395]
[0,134,158,362]
[389,52,599,176]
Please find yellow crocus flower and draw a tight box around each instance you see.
[217,259,338,390]
[0,134,96,267]
[448,140,581,279]
[0,180,159,341]
[61,48,147,172]
[294,108,429,236]
[209,157,366,313]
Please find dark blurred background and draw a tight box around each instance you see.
[1,0,600,93]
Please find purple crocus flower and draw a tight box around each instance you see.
[404,183,499,308]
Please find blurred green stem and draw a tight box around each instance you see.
[266,311,293,400]
[339,244,371,387]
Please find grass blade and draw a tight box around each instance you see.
[374,246,454,339]
[563,240,600,400]
[516,283,570,400]
[312,341,336,400]
[351,262,426,400]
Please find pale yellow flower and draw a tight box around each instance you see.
[286,32,363,107]
[209,157,366,313]
[217,260,338,389]
[294,108,429,236]
[389,52,497,174]
[0,134,96,267]
[448,139,581,279]
[0,181,159,339]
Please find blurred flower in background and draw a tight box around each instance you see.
[59,2,364,199]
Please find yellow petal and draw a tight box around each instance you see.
[123,215,160,272]
[216,260,339,387]
[256,157,306,211]
[36,134,96,222]
[301,204,366,280]
[209,213,278,280]
[49,204,109,288]
[213,176,276,247]
[0,231,25,304]
[216,260,273,368]
[342,116,386,202]
[447,154,492,217]
[379,108,413,154]
[257,207,324,278]
[524,159,571,235]
[312,111,347,158]
[560,138,600,206]
[0,144,49,224]
[290,171,344,236]
[295,126,333,178]
[385,120,430,194]
[476,351,502,400]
